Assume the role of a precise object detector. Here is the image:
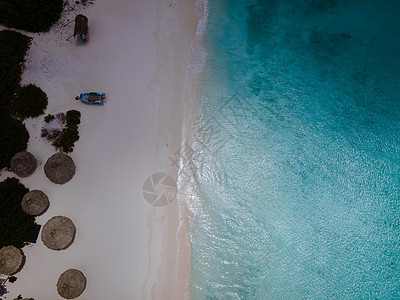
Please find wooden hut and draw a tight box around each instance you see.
[74,14,88,41]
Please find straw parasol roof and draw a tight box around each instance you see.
[10,152,37,177]
[44,153,76,184]
[57,269,86,299]
[41,216,76,251]
[0,246,25,275]
[21,190,50,216]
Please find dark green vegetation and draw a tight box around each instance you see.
[0,30,31,169]
[0,31,49,168]
[0,30,31,109]
[54,110,81,153]
[0,178,35,248]
[13,84,48,119]
[0,113,29,169]
[44,114,55,123]
[0,0,64,32]
[43,111,81,153]
[66,110,81,126]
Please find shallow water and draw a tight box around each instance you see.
[184,0,400,298]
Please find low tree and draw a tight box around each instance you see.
[0,178,34,248]
[53,110,81,153]
[0,30,31,109]
[13,84,48,119]
[0,0,64,32]
[0,113,29,169]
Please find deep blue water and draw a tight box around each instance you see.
[185,0,400,298]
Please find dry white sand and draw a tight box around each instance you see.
[0,0,196,298]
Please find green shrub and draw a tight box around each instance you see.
[0,178,35,248]
[0,0,64,32]
[66,110,81,126]
[0,31,38,170]
[55,128,80,153]
[13,84,48,119]
[54,110,81,153]
[0,113,29,169]
[44,114,55,123]
[0,31,31,109]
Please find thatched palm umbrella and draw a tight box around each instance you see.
[10,152,37,177]
[21,190,50,216]
[44,153,76,184]
[41,216,76,251]
[0,246,25,275]
[57,269,86,299]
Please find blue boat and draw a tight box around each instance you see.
[75,92,105,104]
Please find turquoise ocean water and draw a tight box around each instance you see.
[183,0,400,298]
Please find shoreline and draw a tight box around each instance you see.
[0,0,197,298]
[146,0,198,299]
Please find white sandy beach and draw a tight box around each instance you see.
[0,0,195,298]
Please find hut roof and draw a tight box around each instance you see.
[41,216,76,251]
[0,246,25,275]
[21,190,50,216]
[44,153,76,184]
[74,14,88,37]
[57,269,87,299]
[10,152,37,177]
